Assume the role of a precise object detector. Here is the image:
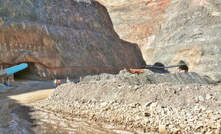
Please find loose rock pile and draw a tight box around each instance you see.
[35,71,221,133]
[82,69,216,85]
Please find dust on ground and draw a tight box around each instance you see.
[0,81,55,134]
[0,80,135,134]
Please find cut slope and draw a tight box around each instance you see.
[0,0,145,80]
[99,0,221,81]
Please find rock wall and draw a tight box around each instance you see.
[0,0,145,79]
[98,0,221,81]
[147,0,221,81]
[96,0,171,48]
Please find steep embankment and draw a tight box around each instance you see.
[98,0,221,81]
[146,0,221,81]
[0,0,145,80]
[97,0,171,48]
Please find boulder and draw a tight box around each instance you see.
[0,0,145,80]
[98,0,221,81]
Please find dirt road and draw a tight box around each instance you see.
[8,89,54,104]
[0,81,133,134]
[0,81,55,134]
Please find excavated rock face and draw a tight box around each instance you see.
[0,0,145,80]
[146,0,221,81]
[98,0,221,81]
[97,0,171,48]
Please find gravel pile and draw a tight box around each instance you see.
[82,69,216,85]
[34,71,221,133]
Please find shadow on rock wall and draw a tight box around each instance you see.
[0,0,146,80]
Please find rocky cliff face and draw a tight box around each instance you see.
[146,0,221,81]
[98,0,221,81]
[0,0,145,79]
[97,0,171,48]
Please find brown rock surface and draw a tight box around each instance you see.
[0,0,145,79]
[98,0,221,80]
[97,0,171,48]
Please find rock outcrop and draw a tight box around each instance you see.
[98,0,221,81]
[0,0,145,79]
[97,0,171,48]
[146,0,221,81]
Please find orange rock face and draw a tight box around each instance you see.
[0,0,145,79]
[97,0,171,48]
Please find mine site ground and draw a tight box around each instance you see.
[0,70,221,134]
[0,80,137,134]
[0,0,221,133]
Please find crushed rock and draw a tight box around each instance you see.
[34,70,221,133]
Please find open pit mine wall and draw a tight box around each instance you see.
[0,0,146,80]
[100,0,221,81]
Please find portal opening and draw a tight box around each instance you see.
[14,62,40,80]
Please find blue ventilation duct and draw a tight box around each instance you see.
[0,63,28,77]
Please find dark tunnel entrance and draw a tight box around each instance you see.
[14,62,40,80]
